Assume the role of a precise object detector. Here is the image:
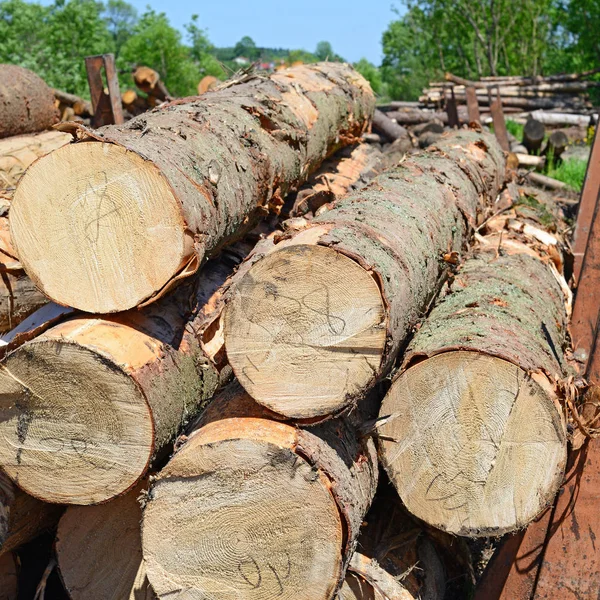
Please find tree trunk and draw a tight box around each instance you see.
[56,482,156,600]
[378,191,570,537]
[0,552,18,600]
[141,381,378,600]
[529,111,596,127]
[523,118,546,153]
[387,109,449,125]
[11,63,374,314]
[0,141,382,505]
[0,66,58,139]
[372,109,408,141]
[543,130,569,161]
[0,129,71,190]
[0,471,62,554]
[223,130,505,419]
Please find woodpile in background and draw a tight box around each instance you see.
[0,61,588,599]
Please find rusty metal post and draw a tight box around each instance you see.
[474,112,600,600]
[465,86,481,124]
[572,122,600,282]
[490,88,510,152]
[85,54,124,128]
[445,85,459,128]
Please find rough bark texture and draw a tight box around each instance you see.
[0,129,71,190]
[11,63,375,313]
[56,482,156,600]
[0,471,62,554]
[378,189,571,537]
[224,129,505,419]
[142,381,378,600]
[0,65,58,139]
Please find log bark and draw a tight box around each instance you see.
[56,482,156,600]
[387,109,449,125]
[0,552,17,600]
[527,171,567,190]
[372,109,408,141]
[0,471,62,554]
[141,381,378,600]
[378,192,570,537]
[0,129,71,190]
[523,118,546,153]
[11,63,374,314]
[223,129,505,419]
[0,66,58,139]
[516,153,545,168]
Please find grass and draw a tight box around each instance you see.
[505,119,524,140]
[546,157,588,192]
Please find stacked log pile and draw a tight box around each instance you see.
[0,62,587,599]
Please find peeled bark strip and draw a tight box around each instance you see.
[378,196,570,537]
[56,483,156,600]
[224,129,505,419]
[0,471,62,554]
[142,382,378,600]
[11,63,374,313]
[0,66,58,139]
[0,129,71,190]
[0,552,18,600]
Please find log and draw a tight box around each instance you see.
[387,109,448,125]
[223,130,505,419]
[52,89,92,117]
[530,111,596,127]
[0,130,71,190]
[0,471,62,554]
[543,130,569,160]
[527,171,567,190]
[523,118,546,153]
[56,483,156,600]
[372,109,408,141]
[0,214,49,332]
[132,66,171,103]
[141,382,378,600]
[0,141,382,504]
[11,63,375,313]
[0,65,58,139]
[378,194,570,537]
[197,75,219,95]
[516,153,545,168]
[0,552,17,600]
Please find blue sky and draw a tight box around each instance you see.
[122,1,402,64]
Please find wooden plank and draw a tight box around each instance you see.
[466,86,481,123]
[490,90,510,152]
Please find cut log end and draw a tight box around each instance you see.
[56,483,155,600]
[10,141,187,313]
[142,419,343,600]
[0,337,153,504]
[224,243,386,418]
[379,351,566,537]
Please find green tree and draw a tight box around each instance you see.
[315,40,344,62]
[354,58,384,95]
[185,15,225,79]
[104,0,137,54]
[233,35,259,60]
[118,9,199,97]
